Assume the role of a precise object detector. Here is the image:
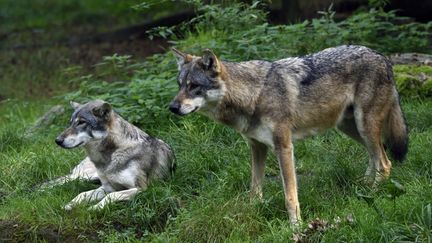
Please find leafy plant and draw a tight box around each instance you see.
[64,53,178,128]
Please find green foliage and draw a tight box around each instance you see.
[65,53,178,128]
[176,3,431,58]
[368,0,390,9]
[191,1,267,34]
[65,2,431,128]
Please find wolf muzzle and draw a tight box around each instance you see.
[55,136,76,149]
[55,137,64,146]
[169,101,182,115]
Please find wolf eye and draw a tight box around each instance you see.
[189,83,199,90]
[77,120,86,126]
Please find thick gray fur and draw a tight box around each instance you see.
[54,100,175,210]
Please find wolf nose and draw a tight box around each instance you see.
[55,137,64,146]
[169,102,180,114]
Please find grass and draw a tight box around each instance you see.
[0,48,79,100]
[1,1,432,241]
[0,96,431,241]
[0,0,144,33]
[0,0,173,101]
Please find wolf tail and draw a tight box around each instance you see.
[169,151,177,176]
[165,144,177,176]
[384,98,408,162]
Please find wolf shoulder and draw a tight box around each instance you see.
[136,136,175,179]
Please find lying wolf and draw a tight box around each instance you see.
[54,100,175,210]
[169,45,408,223]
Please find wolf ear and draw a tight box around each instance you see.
[172,47,192,70]
[70,101,81,110]
[92,102,112,119]
[201,49,221,73]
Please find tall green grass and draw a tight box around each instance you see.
[0,97,431,241]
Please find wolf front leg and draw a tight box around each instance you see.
[64,186,107,210]
[274,126,301,224]
[88,188,140,210]
[248,138,268,200]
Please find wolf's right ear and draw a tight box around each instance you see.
[92,102,112,119]
[201,49,222,73]
[172,48,192,70]
[70,101,81,110]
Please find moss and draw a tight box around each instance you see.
[423,79,432,97]
[394,65,432,75]
[393,65,432,98]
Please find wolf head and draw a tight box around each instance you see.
[169,48,225,116]
[55,100,112,149]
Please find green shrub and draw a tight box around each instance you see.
[64,53,178,128]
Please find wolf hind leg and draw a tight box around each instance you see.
[337,117,364,146]
[69,157,99,182]
[354,106,392,184]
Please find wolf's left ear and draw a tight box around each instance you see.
[70,101,81,110]
[92,102,112,119]
[201,49,221,73]
[172,47,192,70]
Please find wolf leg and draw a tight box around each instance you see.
[64,186,107,210]
[88,188,140,210]
[337,118,364,146]
[273,126,301,224]
[354,106,392,184]
[248,139,268,200]
[69,157,99,182]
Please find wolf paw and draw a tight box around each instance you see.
[290,218,303,231]
[363,176,375,186]
[88,203,104,211]
[249,188,263,202]
[63,204,73,211]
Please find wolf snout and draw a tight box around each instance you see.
[169,101,181,115]
[55,137,64,146]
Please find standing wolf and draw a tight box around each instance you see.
[55,100,175,210]
[169,45,408,223]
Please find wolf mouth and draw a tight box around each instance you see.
[62,141,84,149]
[178,106,198,116]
